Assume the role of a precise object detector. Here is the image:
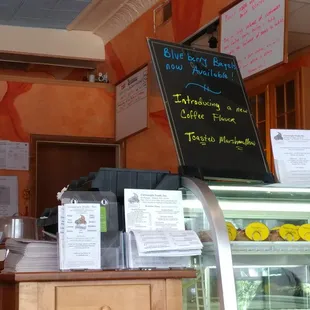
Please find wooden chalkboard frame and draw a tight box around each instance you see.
[147,38,274,183]
[219,0,288,80]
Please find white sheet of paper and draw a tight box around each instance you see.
[0,141,8,169]
[58,205,65,270]
[0,176,18,216]
[62,203,101,270]
[132,230,202,254]
[6,142,29,171]
[271,129,310,184]
[124,189,184,232]
[125,233,190,268]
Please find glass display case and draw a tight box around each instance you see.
[181,177,310,310]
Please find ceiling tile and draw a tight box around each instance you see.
[289,0,306,13]
[288,3,310,33]
[15,3,49,19]
[293,0,310,3]
[55,0,91,11]
[0,0,21,5]
[0,0,92,29]
[8,17,69,29]
[288,31,310,54]
[46,9,77,21]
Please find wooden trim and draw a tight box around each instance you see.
[166,279,183,310]
[283,0,289,63]
[295,72,302,129]
[29,134,121,217]
[0,269,196,283]
[247,85,272,170]
[0,75,115,92]
[300,67,310,129]
[219,0,242,14]
[265,85,272,167]
[115,63,148,86]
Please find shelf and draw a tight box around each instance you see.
[203,241,310,255]
[0,75,115,91]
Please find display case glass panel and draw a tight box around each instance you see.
[182,184,310,310]
[182,188,220,310]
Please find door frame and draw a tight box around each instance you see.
[29,134,124,217]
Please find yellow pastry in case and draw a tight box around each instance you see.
[279,224,300,241]
[226,222,237,241]
[245,222,269,241]
[298,224,310,241]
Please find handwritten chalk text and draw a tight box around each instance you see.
[180,109,204,120]
[192,66,228,79]
[212,113,237,124]
[172,94,221,112]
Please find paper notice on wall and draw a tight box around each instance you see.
[0,140,29,171]
[271,129,310,185]
[6,142,29,171]
[0,141,8,169]
[0,176,18,216]
[124,189,184,232]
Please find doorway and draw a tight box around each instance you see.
[30,135,121,217]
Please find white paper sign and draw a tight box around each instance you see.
[271,129,310,185]
[0,176,18,216]
[0,140,29,171]
[116,66,148,141]
[131,230,202,257]
[6,142,29,171]
[61,203,101,270]
[0,141,8,169]
[221,0,285,78]
[124,189,184,232]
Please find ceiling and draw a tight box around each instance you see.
[0,0,160,41]
[288,0,310,54]
[68,0,159,42]
[0,0,309,63]
[0,0,160,62]
[0,0,91,29]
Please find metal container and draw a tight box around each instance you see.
[0,215,38,241]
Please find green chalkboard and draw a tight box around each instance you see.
[148,38,273,182]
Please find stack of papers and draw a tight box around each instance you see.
[124,188,202,269]
[132,230,203,257]
[2,239,58,273]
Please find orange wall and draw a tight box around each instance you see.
[104,0,237,173]
[0,80,114,215]
[104,0,310,173]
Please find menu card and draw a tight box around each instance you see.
[124,188,184,231]
[58,203,101,270]
[131,230,202,257]
[124,189,200,268]
[271,129,310,185]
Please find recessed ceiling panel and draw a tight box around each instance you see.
[289,2,310,33]
[0,0,91,29]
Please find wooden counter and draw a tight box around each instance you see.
[0,269,196,310]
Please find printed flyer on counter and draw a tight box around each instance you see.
[59,203,101,270]
[271,129,310,185]
[124,188,184,231]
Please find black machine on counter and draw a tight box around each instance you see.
[38,168,181,269]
